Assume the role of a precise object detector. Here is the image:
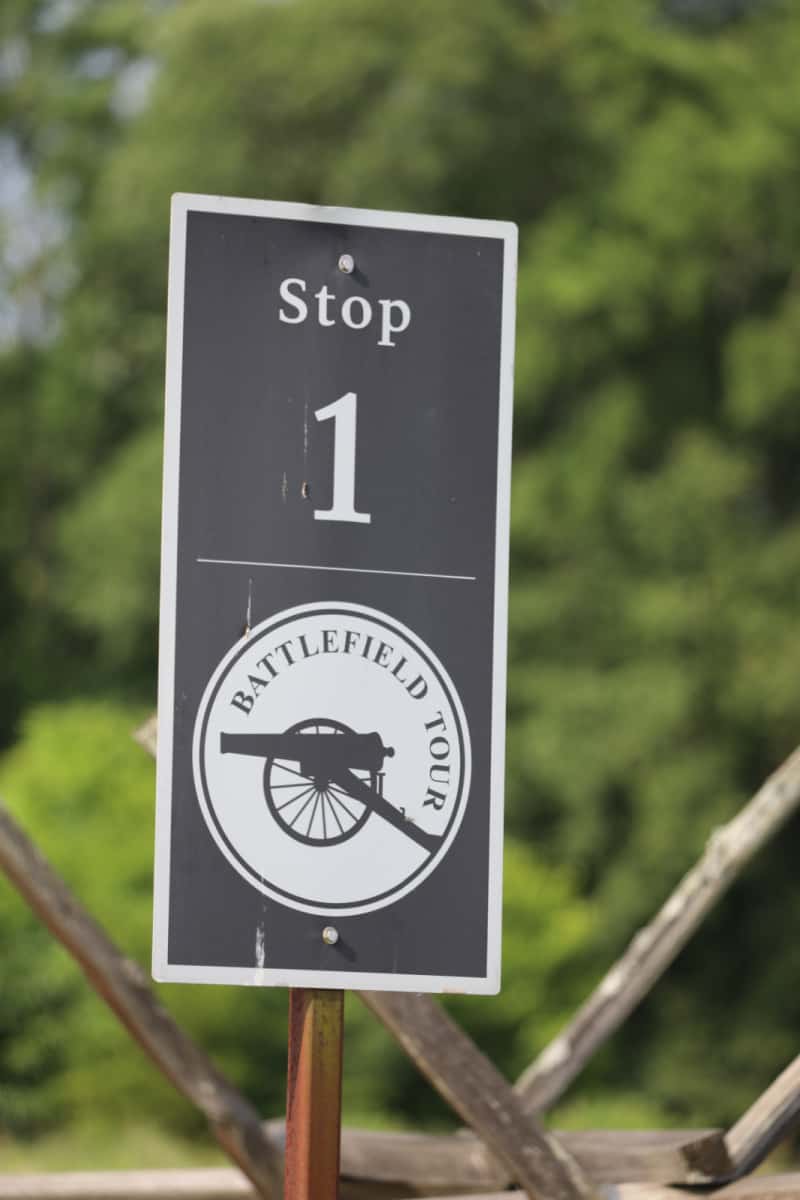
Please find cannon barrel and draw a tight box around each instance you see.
[220,730,393,776]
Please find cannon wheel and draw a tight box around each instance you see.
[262,718,373,847]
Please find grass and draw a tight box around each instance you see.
[0,1122,226,1174]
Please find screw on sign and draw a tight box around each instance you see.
[153,195,517,1200]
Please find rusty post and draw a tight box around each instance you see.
[285,988,344,1200]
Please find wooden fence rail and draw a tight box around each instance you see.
[516,744,800,1116]
[2,1170,800,1200]
[358,991,596,1200]
[726,1051,800,1179]
[0,1126,741,1199]
[270,1124,731,1190]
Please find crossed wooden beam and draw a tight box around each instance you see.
[1,732,800,1200]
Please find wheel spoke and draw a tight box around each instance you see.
[327,788,359,824]
[324,792,345,835]
[306,793,321,838]
[328,782,365,811]
[288,790,317,829]
[276,783,315,812]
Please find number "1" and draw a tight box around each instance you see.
[313,391,372,525]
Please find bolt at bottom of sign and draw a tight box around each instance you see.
[322,926,339,945]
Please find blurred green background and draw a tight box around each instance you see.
[1,0,800,1169]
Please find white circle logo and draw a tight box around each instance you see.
[192,602,471,914]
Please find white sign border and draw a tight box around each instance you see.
[152,193,517,995]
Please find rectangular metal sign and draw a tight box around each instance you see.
[153,194,517,993]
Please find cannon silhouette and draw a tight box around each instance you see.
[221,717,441,853]
[220,728,393,780]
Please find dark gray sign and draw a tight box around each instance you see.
[153,195,516,993]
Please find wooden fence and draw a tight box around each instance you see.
[1,726,800,1200]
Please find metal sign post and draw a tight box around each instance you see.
[153,192,516,1196]
[285,989,344,1200]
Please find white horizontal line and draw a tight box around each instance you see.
[196,557,476,582]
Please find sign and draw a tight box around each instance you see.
[153,194,517,993]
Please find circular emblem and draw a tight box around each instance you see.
[193,602,471,914]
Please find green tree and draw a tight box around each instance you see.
[0,0,163,732]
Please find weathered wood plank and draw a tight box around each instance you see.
[515,745,800,1115]
[266,1121,502,1192]
[615,1179,800,1200]
[548,1130,730,1188]
[270,1124,727,1190]
[0,804,283,1200]
[3,1174,800,1200]
[443,1184,800,1200]
[0,1130,729,1200]
[0,1171,250,1200]
[0,1171,396,1200]
[359,990,598,1200]
[725,1051,800,1178]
